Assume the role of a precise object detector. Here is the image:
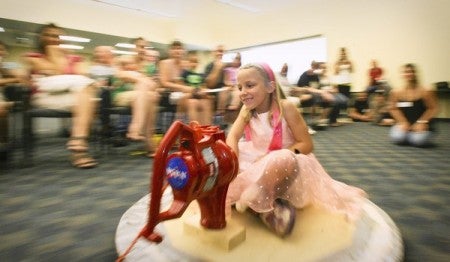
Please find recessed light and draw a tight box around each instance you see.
[112,49,137,55]
[115,43,136,49]
[60,35,91,42]
[59,44,84,50]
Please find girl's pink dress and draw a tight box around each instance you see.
[227,112,367,220]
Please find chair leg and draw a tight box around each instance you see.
[22,112,33,167]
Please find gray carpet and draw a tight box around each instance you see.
[1,121,449,261]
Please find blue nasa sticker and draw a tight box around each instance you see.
[166,157,189,190]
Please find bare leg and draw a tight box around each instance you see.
[187,98,200,124]
[200,98,213,125]
[71,84,97,139]
[127,79,150,140]
[144,91,160,153]
[227,87,241,110]
[69,84,98,168]
[217,88,230,115]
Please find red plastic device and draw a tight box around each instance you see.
[142,121,239,243]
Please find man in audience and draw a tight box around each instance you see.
[204,45,228,116]
[348,92,373,122]
[293,61,334,127]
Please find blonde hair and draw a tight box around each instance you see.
[239,63,285,126]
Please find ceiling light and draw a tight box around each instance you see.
[59,44,84,50]
[112,50,137,55]
[60,35,91,42]
[115,43,136,49]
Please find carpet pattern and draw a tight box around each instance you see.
[1,121,449,261]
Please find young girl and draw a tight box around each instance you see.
[226,63,367,237]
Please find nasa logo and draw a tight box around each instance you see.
[166,157,189,190]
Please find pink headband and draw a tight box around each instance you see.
[259,63,275,82]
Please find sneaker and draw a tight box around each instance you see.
[260,199,296,237]
[308,126,317,135]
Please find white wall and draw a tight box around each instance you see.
[1,0,449,91]
[208,0,450,91]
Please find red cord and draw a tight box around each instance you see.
[116,227,146,262]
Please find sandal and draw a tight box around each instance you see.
[259,199,296,237]
[67,137,88,152]
[71,152,98,169]
[126,132,146,141]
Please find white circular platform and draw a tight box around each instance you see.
[116,192,403,262]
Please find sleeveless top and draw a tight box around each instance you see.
[397,98,434,131]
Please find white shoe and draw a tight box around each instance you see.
[308,126,317,135]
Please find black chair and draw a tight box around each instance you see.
[97,87,132,151]
[1,85,26,165]
[21,87,73,165]
[156,90,177,134]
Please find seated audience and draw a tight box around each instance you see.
[23,23,98,168]
[317,62,349,127]
[370,79,395,126]
[294,61,334,126]
[181,51,213,124]
[110,54,159,154]
[276,63,316,134]
[1,40,27,153]
[365,59,384,94]
[389,63,439,146]
[144,49,160,82]
[159,40,198,122]
[348,92,372,122]
[204,45,228,116]
[222,52,242,111]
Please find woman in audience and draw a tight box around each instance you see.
[24,23,99,168]
[389,63,439,146]
[226,63,367,237]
